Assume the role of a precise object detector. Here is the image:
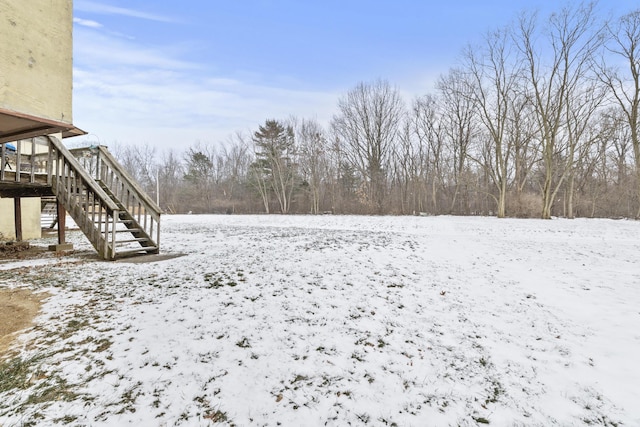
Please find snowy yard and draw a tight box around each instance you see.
[1,214,639,426]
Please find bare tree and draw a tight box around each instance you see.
[516,3,605,218]
[249,160,271,213]
[183,143,218,212]
[563,78,606,218]
[437,68,479,214]
[599,10,640,217]
[326,133,360,214]
[410,95,446,214]
[110,142,158,195]
[392,119,419,214]
[599,107,636,216]
[293,117,329,214]
[219,132,251,213]
[157,149,184,213]
[509,92,539,214]
[464,26,524,217]
[332,80,404,213]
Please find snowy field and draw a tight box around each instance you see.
[1,214,639,426]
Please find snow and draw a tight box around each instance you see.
[1,214,639,426]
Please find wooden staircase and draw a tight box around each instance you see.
[96,181,159,257]
[1,136,161,259]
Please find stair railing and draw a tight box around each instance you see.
[68,145,162,252]
[95,146,161,252]
[45,136,120,259]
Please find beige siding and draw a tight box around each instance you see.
[0,197,42,241]
[0,0,73,123]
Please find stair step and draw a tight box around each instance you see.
[93,219,134,224]
[115,246,159,257]
[116,238,151,244]
[116,228,141,233]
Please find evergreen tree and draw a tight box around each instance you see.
[250,119,298,213]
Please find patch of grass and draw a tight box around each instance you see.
[351,352,365,362]
[204,409,228,422]
[60,318,90,339]
[364,372,375,384]
[485,380,503,404]
[203,271,242,289]
[378,416,399,426]
[113,382,142,414]
[236,337,251,348]
[355,336,376,348]
[94,338,112,352]
[291,374,309,383]
[0,355,42,392]
[25,375,78,405]
[53,415,78,424]
[357,413,370,423]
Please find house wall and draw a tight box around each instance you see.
[0,0,73,124]
[0,197,41,241]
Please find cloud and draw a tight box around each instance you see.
[72,27,338,151]
[73,66,338,150]
[74,28,198,71]
[73,17,103,28]
[75,0,176,23]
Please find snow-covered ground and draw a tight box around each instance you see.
[1,214,639,426]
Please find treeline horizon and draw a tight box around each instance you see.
[103,3,640,219]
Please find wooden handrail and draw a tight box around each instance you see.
[96,145,161,251]
[45,136,120,212]
[97,146,162,216]
[43,136,123,259]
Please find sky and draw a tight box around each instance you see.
[70,0,637,152]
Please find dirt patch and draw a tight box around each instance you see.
[0,289,46,357]
[0,243,48,261]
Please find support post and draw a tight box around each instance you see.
[57,202,66,244]
[14,197,22,242]
[49,200,73,252]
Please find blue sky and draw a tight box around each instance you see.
[71,0,636,152]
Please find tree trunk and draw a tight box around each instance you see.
[541,175,553,219]
[567,173,575,219]
[497,178,507,218]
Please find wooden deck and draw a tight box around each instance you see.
[0,172,52,197]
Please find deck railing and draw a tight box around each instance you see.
[1,139,47,183]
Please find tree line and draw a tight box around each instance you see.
[111,4,640,218]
